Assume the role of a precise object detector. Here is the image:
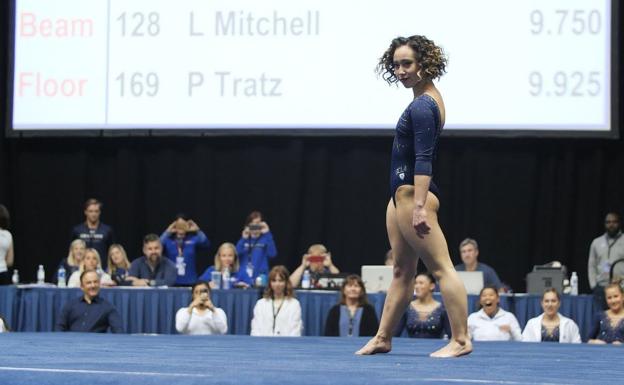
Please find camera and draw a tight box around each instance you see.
[248,224,263,231]
[199,288,209,294]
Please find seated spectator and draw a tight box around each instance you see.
[0,204,14,285]
[397,272,449,339]
[384,249,393,266]
[198,242,253,289]
[522,288,581,343]
[0,314,8,332]
[251,265,302,336]
[107,244,131,286]
[455,238,503,291]
[70,198,115,262]
[324,274,378,337]
[175,281,228,335]
[289,244,340,288]
[588,282,624,344]
[236,211,277,281]
[67,248,115,288]
[160,215,210,286]
[55,270,123,333]
[57,239,86,281]
[127,234,177,287]
[468,286,521,341]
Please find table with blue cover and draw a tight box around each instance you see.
[0,286,600,339]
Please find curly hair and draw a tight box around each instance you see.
[377,35,447,85]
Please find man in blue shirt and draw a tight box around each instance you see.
[70,198,115,261]
[55,270,123,333]
[128,233,177,287]
[455,238,503,291]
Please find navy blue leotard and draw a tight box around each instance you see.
[390,94,442,204]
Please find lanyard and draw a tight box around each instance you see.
[606,233,623,259]
[272,299,284,334]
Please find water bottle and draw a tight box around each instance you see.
[255,275,263,288]
[12,269,19,285]
[222,267,231,290]
[37,265,45,284]
[301,269,311,289]
[570,271,578,296]
[57,266,66,287]
[246,261,254,279]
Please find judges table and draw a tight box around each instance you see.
[0,286,600,340]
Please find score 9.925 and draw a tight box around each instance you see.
[528,71,601,97]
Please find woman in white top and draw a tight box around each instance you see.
[0,205,15,285]
[67,248,115,288]
[175,281,228,335]
[251,265,302,337]
[522,288,581,343]
[468,286,522,341]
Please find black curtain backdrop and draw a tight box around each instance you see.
[1,3,623,293]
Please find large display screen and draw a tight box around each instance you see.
[8,0,617,136]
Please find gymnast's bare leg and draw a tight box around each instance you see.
[356,186,472,358]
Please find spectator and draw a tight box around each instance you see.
[67,248,115,288]
[397,273,449,339]
[290,244,340,288]
[324,274,378,337]
[251,265,302,336]
[384,249,394,266]
[588,212,624,309]
[55,270,123,333]
[522,288,581,343]
[467,286,521,341]
[160,215,210,286]
[198,242,253,288]
[127,234,177,287]
[0,204,15,285]
[588,281,624,344]
[57,239,87,281]
[0,314,9,332]
[236,211,277,282]
[107,244,131,286]
[455,238,503,290]
[70,198,115,261]
[175,281,228,335]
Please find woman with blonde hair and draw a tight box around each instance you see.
[198,242,253,288]
[588,281,624,344]
[57,239,87,282]
[107,244,131,285]
[251,265,302,336]
[67,248,115,288]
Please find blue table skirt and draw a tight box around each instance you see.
[0,286,600,339]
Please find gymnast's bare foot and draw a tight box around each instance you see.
[430,339,472,358]
[355,335,392,355]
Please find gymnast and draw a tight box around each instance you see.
[357,35,471,357]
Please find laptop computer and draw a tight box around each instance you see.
[361,265,393,293]
[456,271,484,295]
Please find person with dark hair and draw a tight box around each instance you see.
[324,275,378,337]
[588,282,624,344]
[356,35,471,358]
[55,270,123,333]
[588,212,624,309]
[0,204,15,285]
[397,272,449,339]
[160,215,210,285]
[251,265,302,336]
[70,198,115,262]
[175,281,227,335]
[236,210,277,282]
[467,286,521,341]
[127,234,177,287]
[522,288,581,343]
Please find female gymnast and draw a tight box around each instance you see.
[356,35,471,358]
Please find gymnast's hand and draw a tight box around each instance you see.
[412,206,430,238]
